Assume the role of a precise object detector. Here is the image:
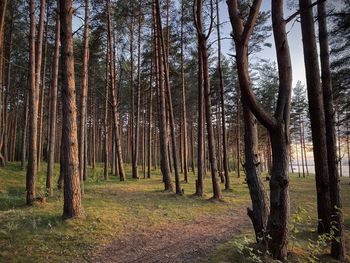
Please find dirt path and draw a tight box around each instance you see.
[84,207,250,263]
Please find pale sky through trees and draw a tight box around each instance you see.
[72,0,341,88]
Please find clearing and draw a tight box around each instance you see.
[0,163,349,262]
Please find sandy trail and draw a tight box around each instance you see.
[83,207,249,263]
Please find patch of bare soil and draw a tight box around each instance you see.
[84,208,250,263]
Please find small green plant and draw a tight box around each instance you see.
[233,235,263,263]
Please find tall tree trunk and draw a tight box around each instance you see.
[79,0,90,187]
[46,2,60,196]
[33,0,46,171]
[299,0,331,234]
[0,0,8,167]
[106,0,125,180]
[104,51,109,180]
[154,0,173,191]
[38,12,49,172]
[190,119,195,174]
[26,0,37,205]
[215,0,230,190]
[318,2,345,260]
[21,88,29,170]
[3,16,14,166]
[299,113,306,177]
[295,143,301,177]
[132,7,142,179]
[180,0,188,183]
[228,0,292,258]
[195,46,204,197]
[60,0,81,218]
[337,110,343,177]
[236,93,240,178]
[155,0,182,194]
[130,15,135,168]
[195,0,222,200]
[243,103,269,245]
[147,56,153,179]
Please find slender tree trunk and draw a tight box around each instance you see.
[243,102,269,244]
[0,0,8,167]
[318,2,345,260]
[216,104,224,183]
[46,2,60,196]
[295,143,301,177]
[299,114,306,177]
[132,8,142,179]
[180,0,188,183]
[195,0,222,200]
[147,56,153,179]
[155,0,181,194]
[195,46,204,197]
[21,88,29,170]
[33,0,46,172]
[60,0,81,218]
[107,0,125,180]
[301,117,309,176]
[236,93,240,178]
[26,0,37,205]
[154,0,173,191]
[216,0,230,190]
[337,110,343,177]
[299,0,331,234]
[3,18,14,166]
[104,51,109,180]
[130,15,135,168]
[38,12,49,172]
[190,119,195,174]
[92,82,96,169]
[79,0,90,188]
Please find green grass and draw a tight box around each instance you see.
[0,162,349,262]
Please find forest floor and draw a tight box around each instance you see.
[0,163,349,262]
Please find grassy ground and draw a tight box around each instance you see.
[0,162,349,262]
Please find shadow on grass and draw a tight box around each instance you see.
[0,186,26,211]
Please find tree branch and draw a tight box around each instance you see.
[241,0,263,45]
[285,0,326,24]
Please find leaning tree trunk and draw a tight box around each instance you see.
[227,0,292,259]
[318,2,345,260]
[299,0,331,234]
[60,0,81,218]
[242,102,269,244]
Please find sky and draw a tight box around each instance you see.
[73,1,343,88]
[218,1,306,87]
